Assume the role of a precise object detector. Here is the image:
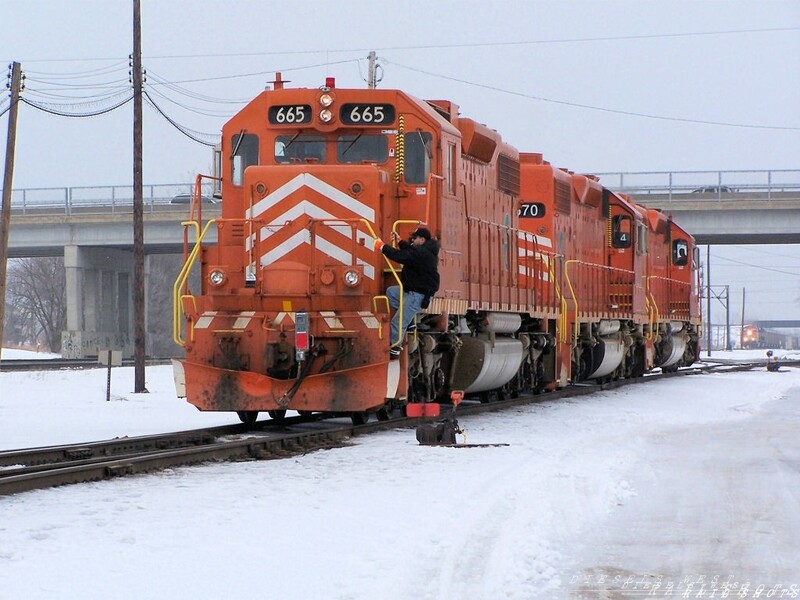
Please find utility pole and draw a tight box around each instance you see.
[706,245,711,356]
[740,288,746,349]
[0,62,22,361]
[724,284,731,350]
[132,0,147,392]
[367,51,382,89]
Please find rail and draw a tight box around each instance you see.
[1,358,783,496]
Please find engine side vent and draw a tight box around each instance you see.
[497,154,520,196]
[555,181,571,214]
[230,222,246,240]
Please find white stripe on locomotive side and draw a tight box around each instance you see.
[194,311,218,329]
[233,311,256,329]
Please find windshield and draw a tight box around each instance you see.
[336,134,389,164]
[275,135,326,163]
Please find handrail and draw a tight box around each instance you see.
[343,218,404,348]
[563,260,580,343]
[648,287,660,338]
[547,254,568,344]
[191,173,222,223]
[173,219,217,346]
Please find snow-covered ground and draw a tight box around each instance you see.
[1,349,798,599]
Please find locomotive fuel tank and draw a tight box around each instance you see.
[451,336,525,393]
[583,320,626,380]
[656,321,689,368]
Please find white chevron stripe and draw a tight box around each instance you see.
[518,264,551,281]
[194,311,217,329]
[358,311,381,329]
[273,312,294,326]
[247,173,375,222]
[257,229,375,280]
[258,229,310,265]
[233,311,256,329]
[247,200,371,251]
[320,311,344,329]
[518,231,553,249]
[314,235,375,280]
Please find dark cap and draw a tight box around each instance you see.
[410,227,431,241]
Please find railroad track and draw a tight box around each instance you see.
[0,358,790,497]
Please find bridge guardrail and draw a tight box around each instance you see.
[594,169,800,202]
[8,170,800,214]
[9,183,216,216]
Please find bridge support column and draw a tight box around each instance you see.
[62,246,134,358]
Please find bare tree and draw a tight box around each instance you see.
[5,257,66,352]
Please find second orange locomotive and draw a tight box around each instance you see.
[172,75,701,424]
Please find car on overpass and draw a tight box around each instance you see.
[170,193,218,205]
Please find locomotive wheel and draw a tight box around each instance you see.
[351,411,370,425]
[268,409,287,422]
[237,411,259,426]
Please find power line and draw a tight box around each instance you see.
[25,86,132,102]
[712,254,800,277]
[20,93,133,118]
[25,76,131,90]
[145,85,234,118]
[145,69,250,105]
[23,61,130,79]
[146,58,358,86]
[142,90,219,146]
[383,59,800,132]
[12,26,798,63]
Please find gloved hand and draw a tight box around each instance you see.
[373,237,385,251]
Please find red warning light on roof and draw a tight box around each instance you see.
[325,77,336,89]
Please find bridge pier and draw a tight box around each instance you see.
[61,246,138,359]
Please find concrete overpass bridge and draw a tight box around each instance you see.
[4,169,800,357]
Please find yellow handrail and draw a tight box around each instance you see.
[548,254,569,343]
[564,259,580,343]
[173,219,217,346]
[646,276,661,336]
[362,219,406,348]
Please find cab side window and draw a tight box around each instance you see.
[673,239,689,266]
[231,133,259,186]
[611,215,632,248]
[405,131,432,184]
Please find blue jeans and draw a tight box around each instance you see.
[387,286,424,347]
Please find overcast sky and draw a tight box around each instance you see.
[1,0,799,325]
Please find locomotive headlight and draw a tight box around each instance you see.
[319,93,334,107]
[343,269,361,287]
[208,269,226,287]
[320,109,333,122]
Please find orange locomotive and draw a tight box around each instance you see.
[172,75,701,424]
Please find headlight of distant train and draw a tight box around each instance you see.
[208,269,226,287]
[343,269,361,287]
[319,93,334,107]
[320,108,333,123]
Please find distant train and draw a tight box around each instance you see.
[741,324,797,349]
[171,74,702,424]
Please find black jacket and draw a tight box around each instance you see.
[381,238,440,296]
